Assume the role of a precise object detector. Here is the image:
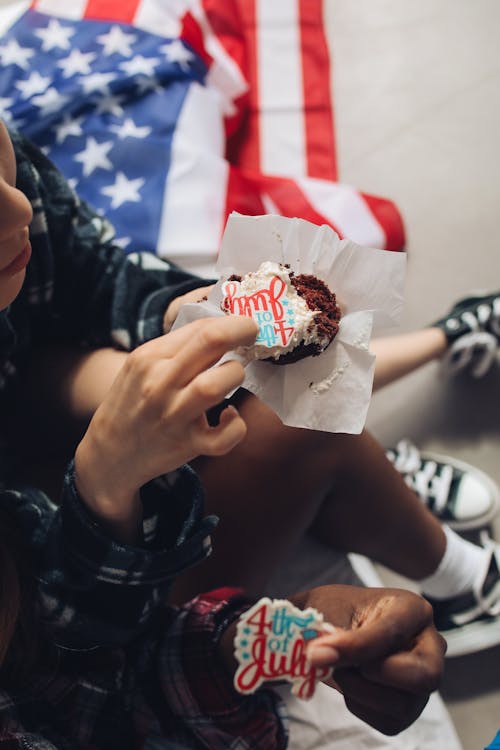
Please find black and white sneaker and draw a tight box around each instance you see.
[433,291,500,377]
[427,532,500,657]
[386,439,500,531]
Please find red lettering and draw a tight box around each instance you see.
[273,319,295,346]
[221,275,287,322]
[268,276,286,320]
[235,632,331,697]
[246,603,273,636]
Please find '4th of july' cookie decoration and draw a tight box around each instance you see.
[233,597,334,700]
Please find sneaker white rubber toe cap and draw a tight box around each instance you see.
[454,472,498,523]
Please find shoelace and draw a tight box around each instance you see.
[443,331,497,378]
[386,439,452,514]
[443,296,500,378]
[452,531,500,626]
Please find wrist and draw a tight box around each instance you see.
[74,438,143,545]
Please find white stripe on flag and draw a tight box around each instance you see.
[261,193,282,216]
[297,177,387,248]
[256,0,306,176]
[0,1,29,34]
[191,2,249,113]
[133,0,188,38]
[33,0,88,20]
[156,82,228,261]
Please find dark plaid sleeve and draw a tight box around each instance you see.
[11,129,213,351]
[35,463,217,650]
[149,590,289,749]
[0,734,57,750]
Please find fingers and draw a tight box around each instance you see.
[316,625,443,737]
[308,593,434,668]
[163,285,215,332]
[150,316,258,384]
[176,359,247,424]
[190,404,248,457]
[358,625,446,694]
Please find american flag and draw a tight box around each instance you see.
[0,0,405,271]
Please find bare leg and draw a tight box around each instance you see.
[22,343,448,597]
[172,390,445,600]
[372,328,447,390]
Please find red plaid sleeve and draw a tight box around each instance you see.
[156,589,289,749]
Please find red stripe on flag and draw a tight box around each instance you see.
[180,11,213,69]
[299,0,337,181]
[200,0,246,75]
[83,0,140,23]
[226,0,260,172]
[200,0,248,138]
[224,167,266,228]
[259,174,343,236]
[361,193,406,252]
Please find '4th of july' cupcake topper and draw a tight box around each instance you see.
[233,597,334,700]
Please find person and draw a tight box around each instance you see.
[0,121,447,747]
[6,115,499,663]
[41,286,500,533]
[39,282,500,656]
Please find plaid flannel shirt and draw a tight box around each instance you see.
[0,471,287,749]
[0,132,288,748]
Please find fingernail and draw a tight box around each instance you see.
[307,645,339,665]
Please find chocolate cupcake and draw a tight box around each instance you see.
[221,261,341,364]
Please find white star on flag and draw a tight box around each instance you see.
[0,96,14,119]
[15,72,51,99]
[34,19,75,52]
[54,115,84,144]
[135,76,163,96]
[110,118,152,140]
[77,71,116,94]
[58,49,97,78]
[0,39,34,70]
[161,40,194,72]
[74,136,114,177]
[94,93,126,117]
[32,87,69,116]
[119,55,160,78]
[102,172,145,209]
[97,25,137,56]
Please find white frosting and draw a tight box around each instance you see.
[221,261,331,361]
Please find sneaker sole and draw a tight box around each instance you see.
[441,615,500,657]
[417,450,500,531]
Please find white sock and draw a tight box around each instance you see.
[419,525,486,600]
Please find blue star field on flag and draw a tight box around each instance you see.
[0,10,207,254]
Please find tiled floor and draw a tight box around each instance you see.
[325,2,500,748]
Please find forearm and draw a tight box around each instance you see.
[38,465,215,650]
[60,347,128,421]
